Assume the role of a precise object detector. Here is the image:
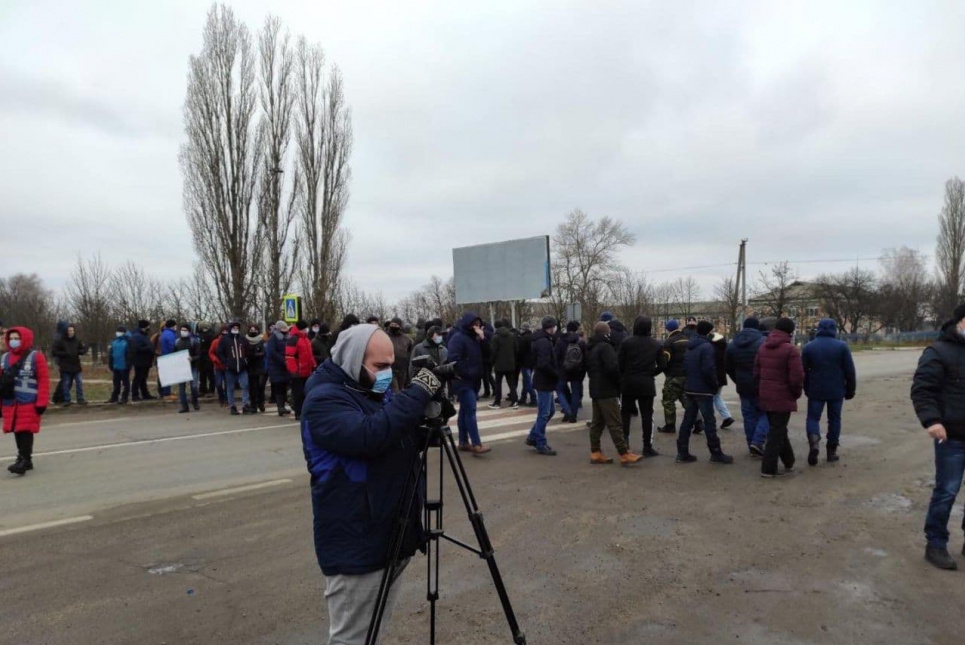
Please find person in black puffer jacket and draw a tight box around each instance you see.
[490,320,519,408]
[618,316,663,456]
[912,304,965,570]
[725,317,769,454]
[555,321,587,422]
[517,323,537,405]
[525,316,561,455]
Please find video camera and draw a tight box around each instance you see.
[410,354,458,425]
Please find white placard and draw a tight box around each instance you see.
[157,350,193,387]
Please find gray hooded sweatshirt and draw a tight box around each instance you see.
[331,323,380,382]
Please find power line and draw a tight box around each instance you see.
[642,256,884,275]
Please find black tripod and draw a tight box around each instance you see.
[365,420,527,645]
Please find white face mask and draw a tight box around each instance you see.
[312,326,320,333]
[181,331,190,338]
[115,332,124,338]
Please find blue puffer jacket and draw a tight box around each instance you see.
[683,335,718,395]
[802,319,856,401]
[447,312,486,392]
[265,332,290,384]
[300,359,431,576]
[725,327,764,397]
[160,327,178,356]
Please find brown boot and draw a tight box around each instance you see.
[589,452,613,464]
[620,451,644,466]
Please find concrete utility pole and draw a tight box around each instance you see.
[736,239,748,327]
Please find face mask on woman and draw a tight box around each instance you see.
[9,339,21,349]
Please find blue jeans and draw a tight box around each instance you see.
[528,390,556,449]
[178,367,200,408]
[225,370,250,409]
[924,438,965,549]
[456,387,482,446]
[215,369,226,403]
[568,379,583,413]
[713,391,731,420]
[740,395,769,447]
[677,395,723,456]
[556,382,574,417]
[806,398,843,445]
[520,369,537,404]
[62,371,85,402]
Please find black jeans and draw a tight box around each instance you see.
[480,362,495,397]
[273,380,290,414]
[14,431,34,460]
[291,378,307,416]
[198,362,216,395]
[111,369,131,402]
[677,395,722,456]
[622,394,655,448]
[762,412,795,474]
[132,364,152,400]
[494,371,518,405]
[250,373,266,410]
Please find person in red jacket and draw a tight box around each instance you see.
[286,320,317,420]
[753,317,805,478]
[2,327,50,476]
[208,325,228,407]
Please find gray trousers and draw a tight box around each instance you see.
[324,559,409,645]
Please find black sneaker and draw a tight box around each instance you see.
[693,423,704,435]
[108,398,118,404]
[230,407,240,416]
[487,403,501,410]
[676,453,697,464]
[23,459,33,471]
[710,452,734,465]
[761,469,790,479]
[535,445,557,456]
[925,546,958,570]
[827,444,840,463]
[749,443,764,457]
[77,400,88,406]
[525,436,536,447]
[721,417,735,429]
[658,425,676,434]
[178,407,190,414]
[643,446,659,458]
[193,402,200,411]
[242,407,252,415]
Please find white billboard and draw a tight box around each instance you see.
[453,236,551,304]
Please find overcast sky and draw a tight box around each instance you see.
[1,0,963,305]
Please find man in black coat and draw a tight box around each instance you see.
[725,317,768,455]
[130,320,157,401]
[517,323,537,406]
[51,324,88,405]
[912,304,965,570]
[586,322,643,465]
[618,316,663,456]
[490,320,519,409]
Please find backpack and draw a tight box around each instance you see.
[563,341,585,376]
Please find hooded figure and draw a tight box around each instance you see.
[754,318,804,477]
[802,318,856,465]
[446,312,492,452]
[726,317,769,453]
[2,327,50,475]
[300,323,438,635]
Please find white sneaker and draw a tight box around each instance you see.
[487,403,500,410]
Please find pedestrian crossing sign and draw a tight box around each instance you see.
[283,294,302,324]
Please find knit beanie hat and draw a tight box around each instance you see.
[743,317,760,330]
[137,319,150,330]
[540,316,558,330]
[665,319,680,332]
[760,316,778,332]
[696,320,714,336]
[296,320,309,331]
[600,311,614,323]
[566,320,580,332]
[776,317,796,334]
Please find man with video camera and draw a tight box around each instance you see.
[300,323,452,644]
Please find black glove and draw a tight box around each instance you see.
[845,391,855,401]
[411,368,443,397]
[35,406,47,416]
[439,397,457,422]
[431,362,459,382]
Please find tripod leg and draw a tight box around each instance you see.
[439,428,528,645]
[366,444,429,645]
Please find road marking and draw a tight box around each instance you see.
[0,515,94,537]
[192,479,293,500]
[0,423,297,463]
[47,416,137,429]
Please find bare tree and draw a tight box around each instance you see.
[552,209,635,326]
[714,276,741,335]
[670,276,701,318]
[753,261,797,317]
[650,281,675,323]
[257,16,301,324]
[609,270,654,324]
[180,4,265,319]
[0,273,57,349]
[878,246,932,331]
[814,268,878,334]
[935,177,965,319]
[64,255,116,358]
[296,37,353,323]
[111,261,166,326]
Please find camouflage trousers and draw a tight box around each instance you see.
[662,376,687,429]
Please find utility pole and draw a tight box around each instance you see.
[735,239,748,329]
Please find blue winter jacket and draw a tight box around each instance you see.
[725,327,764,397]
[683,335,718,395]
[108,335,133,372]
[447,312,486,392]
[300,359,431,576]
[159,327,178,356]
[802,319,856,401]
[265,332,290,384]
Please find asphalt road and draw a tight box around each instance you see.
[3,349,960,644]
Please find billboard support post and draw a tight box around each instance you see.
[510,300,517,330]
[488,303,496,327]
